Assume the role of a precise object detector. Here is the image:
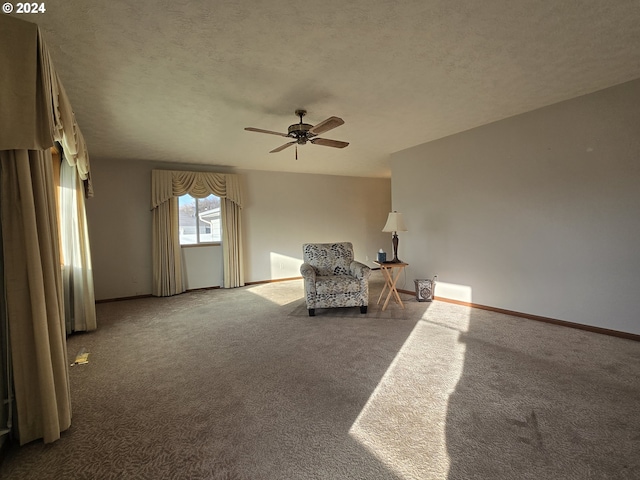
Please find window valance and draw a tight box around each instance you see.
[151,170,243,209]
[0,16,91,186]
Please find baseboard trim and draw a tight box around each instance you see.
[95,294,153,304]
[186,286,221,292]
[245,276,303,286]
[95,286,223,303]
[396,289,640,341]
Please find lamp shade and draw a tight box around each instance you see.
[382,212,407,232]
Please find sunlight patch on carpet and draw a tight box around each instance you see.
[349,303,470,479]
[246,280,305,306]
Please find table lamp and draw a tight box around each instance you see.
[382,211,408,263]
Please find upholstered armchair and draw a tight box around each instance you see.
[300,242,371,316]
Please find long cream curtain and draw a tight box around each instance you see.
[60,160,97,332]
[221,198,244,288]
[0,150,71,445]
[151,170,244,294]
[0,15,94,444]
[152,197,184,296]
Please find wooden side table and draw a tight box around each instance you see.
[374,261,408,311]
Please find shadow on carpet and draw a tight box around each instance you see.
[288,290,419,320]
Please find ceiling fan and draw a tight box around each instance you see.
[245,109,349,158]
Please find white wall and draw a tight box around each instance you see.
[86,159,155,300]
[85,160,391,300]
[242,170,391,282]
[182,246,223,290]
[390,79,640,335]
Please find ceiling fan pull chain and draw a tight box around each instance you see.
[295,144,298,160]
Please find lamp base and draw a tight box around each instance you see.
[390,232,402,263]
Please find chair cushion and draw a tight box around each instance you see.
[303,243,354,276]
[315,275,361,295]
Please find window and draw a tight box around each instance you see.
[178,194,221,245]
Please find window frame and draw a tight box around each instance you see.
[178,194,222,247]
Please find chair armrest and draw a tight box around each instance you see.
[350,261,371,280]
[300,263,316,280]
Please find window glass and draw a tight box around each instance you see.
[178,194,221,245]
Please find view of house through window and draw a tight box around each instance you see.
[178,194,221,245]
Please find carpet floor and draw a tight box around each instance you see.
[1,272,639,479]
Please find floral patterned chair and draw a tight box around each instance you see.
[300,242,371,316]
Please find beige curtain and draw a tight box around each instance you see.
[1,16,91,193]
[151,170,243,207]
[0,17,53,151]
[152,197,184,296]
[60,160,97,332]
[151,170,244,294]
[0,14,94,444]
[0,150,71,445]
[222,198,244,288]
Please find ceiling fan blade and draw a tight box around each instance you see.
[308,116,345,136]
[245,127,289,137]
[310,138,349,149]
[269,141,296,153]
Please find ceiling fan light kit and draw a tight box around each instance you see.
[245,109,349,158]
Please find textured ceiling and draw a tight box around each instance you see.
[16,0,640,177]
